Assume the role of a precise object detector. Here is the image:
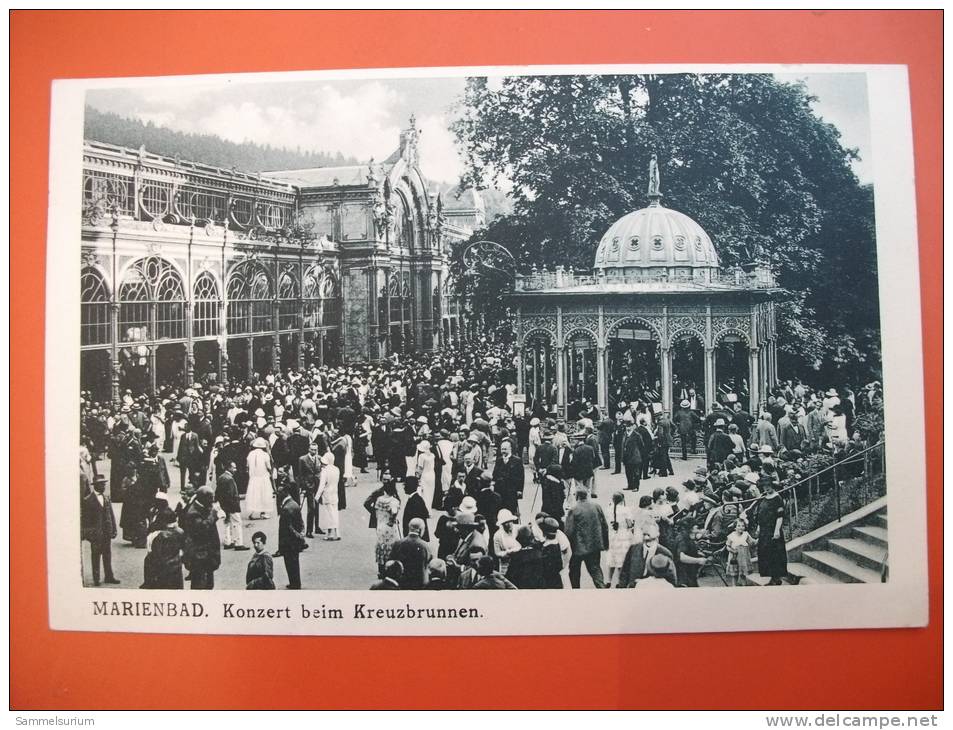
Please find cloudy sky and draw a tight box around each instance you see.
[86,71,871,185]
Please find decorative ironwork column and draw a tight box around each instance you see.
[749,347,761,415]
[704,346,716,412]
[596,345,607,412]
[661,346,673,413]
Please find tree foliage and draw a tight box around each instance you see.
[450,74,881,384]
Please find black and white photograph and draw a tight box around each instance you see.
[46,64,927,635]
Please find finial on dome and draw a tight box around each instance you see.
[647,154,662,207]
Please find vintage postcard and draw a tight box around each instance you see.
[45,63,927,635]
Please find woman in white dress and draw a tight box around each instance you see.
[414,440,436,509]
[342,433,355,487]
[245,438,275,519]
[170,414,186,465]
[316,451,341,540]
[527,418,542,471]
[607,491,636,587]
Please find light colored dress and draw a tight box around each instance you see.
[374,494,401,571]
[245,448,274,516]
[415,449,436,508]
[317,463,341,530]
[726,530,756,580]
[342,435,355,485]
[607,504,636,568]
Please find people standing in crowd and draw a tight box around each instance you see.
[606,491,636,588]
[621,421,643,492]
[181,486,220,590]
[80,342,868,591]
[245,437,275,520]
[215,461,248,552]
[82,475,119,586]
[245,531,275,589]
[277,482,307,589]
[565,484,609,589]
[317,450,341,542]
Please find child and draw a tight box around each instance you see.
[725,518,756,587]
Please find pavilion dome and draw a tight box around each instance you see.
[593,157,720,273]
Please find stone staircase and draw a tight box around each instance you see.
[748,503,888,586]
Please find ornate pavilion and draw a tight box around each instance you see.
[79,118,479,403]
[510,159,781,417]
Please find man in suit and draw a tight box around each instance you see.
[298,442,324,537]
[706,420,735,469]
[278,484,307,589]
[462,454,482,499]
[570,431,598,498]
[732,402,754,444]
[181,486,220,590]
[81,475,120,586]
[215,461,249,551]
[621,422,643,492]
[533,432,557,475]
[612,411,626,474]
[176,422,203,497]
[402,477,431,542]
[564,484,609,589]
[655,411,675,477]
[618,523,677,587]
[597,416,614,471]
[674,401,700,459]
[390,518,431,589]
[491,439,524,518]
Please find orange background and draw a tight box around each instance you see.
[11,10,942,710]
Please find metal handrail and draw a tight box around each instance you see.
[733,440,885,508]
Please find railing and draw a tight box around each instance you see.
[514,266,778,292]
[734,441,886,541]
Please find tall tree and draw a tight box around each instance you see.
[450,73,880,384]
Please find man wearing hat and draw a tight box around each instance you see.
[181,486,220,590]
[492,439,524,519]
[277,482,307,590]
[564,483,609,589]
[706,419,735,470]
[81,475,120,586]
[449,511,487,570]
[141,503,184,589]
[621,421,643,492]
[215,461,249,552]
[674,400,700,460]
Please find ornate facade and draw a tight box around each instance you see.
[80,119,475,403]
[509,159,780,416]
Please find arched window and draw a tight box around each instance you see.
[192,272,220,338]
[278,270,300,331]
[393,193,415,251]
[118,257,186,342]
[226,261,272,334]
[81,267,110,346]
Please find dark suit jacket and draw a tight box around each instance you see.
[570,443,597,481]
[278,496,306,554]
[81,492,117,544]
[533,441,557,472]
[215,471,241,515]
[390,534,431,589]
[565,499,609,556]
[622,429,643,466]
[492,456,524,513]
[463,467,482,498]
[402,493,431,541]
[618,544,676,587]
[297,454,321,494]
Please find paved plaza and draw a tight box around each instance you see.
[86,453,710,591]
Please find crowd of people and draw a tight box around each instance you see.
[79,340,882,591]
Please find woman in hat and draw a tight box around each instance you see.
[755,477,795,585]
[607,491,636,588]
[372,478,401,577]
[316,450,341,541]
[245,437,275,520]
[413,438,436,509]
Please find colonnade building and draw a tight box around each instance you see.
[80,119,478,403]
